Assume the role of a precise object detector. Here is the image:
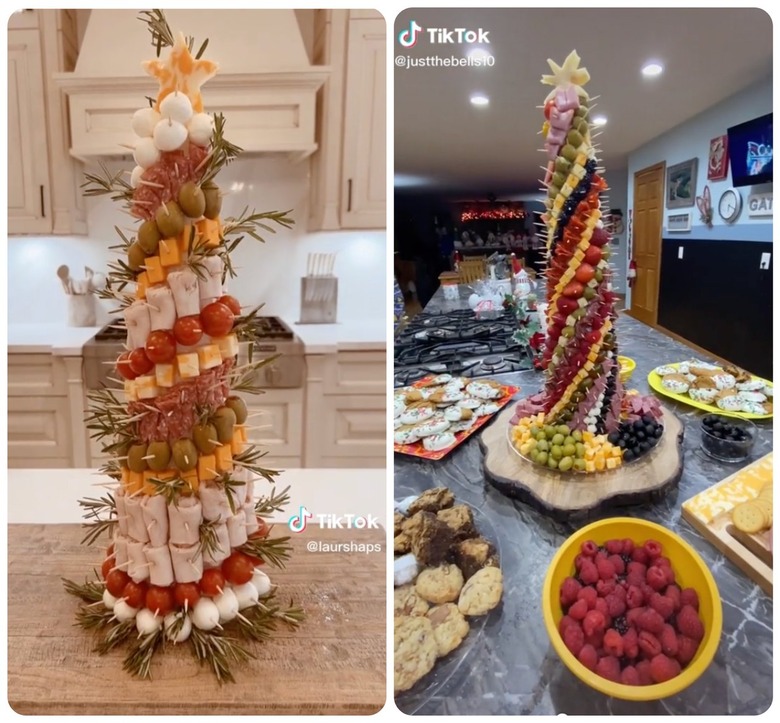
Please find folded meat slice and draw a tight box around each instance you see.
[141,494,169,547]
[202,522,231,568]
[244,502,259,536]
[167,268,201,318]
[198,254,224,303]
[144,543,175,588]
[113,531,130,571]
[127,540,150,583]
[227,512,248,547]
[244,474,255,505]
[115,489,129,536]
[146,285,177,331]
[168,496,202,546]
[200,482,231,522]
[124,494,150,543]
[124,299,152,350]
[169,542,204,584]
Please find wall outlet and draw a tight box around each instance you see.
[678,246,684,260]
[760,252,771,270]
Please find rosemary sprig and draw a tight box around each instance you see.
[138,9,174,55]
[147,474,191,505]
[235,596,305,642]
[232,304,265,341]
[94,284,135,311]
[200,113,243,186]
[189,628,254,685]
[212,473,252,515]
[63,576,105,603]
[81,162,134,204]
[255,485,291,518]
[227,355,281,396]
[197,519,223,560]
[85,386,139,446]
[78,494,118,546]
[123,629,163,680]
[233,445,281,485]
[97,458,124,482]
[237,534,292,569]
[165,612,187,643]
[221,208,295,239]
[76,606,115,631]
[257,596,306,627]
[95,620,136,654]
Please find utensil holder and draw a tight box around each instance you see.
[68,294,97,327]
[299,277,338,324]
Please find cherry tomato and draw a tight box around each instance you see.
[222,551,255,584]
[116,351,138,380]
[107,543,115,557]
[217,294,241,316]
[574,263,595,284]
[589,227,610,247]
[173,315,203,346]
[544,99,555,120]
[101,557,113,580]
[199,569,226,596]
[145,585,175,616]
[105,569,131,597]
[586,330,602,345]
[200,301,235,338]
[121,580,148,609]
[250,518,270,539]
[145,330,177,364]
[128,348,154,376]
[174,582,201,609]
[583,245,603,266]
[562,281,585,299]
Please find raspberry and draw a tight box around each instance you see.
[676,605,704,641]
[661,565,676,586]
[637,630,662,658]
[603,628,624,657]
[622,538,635,555]
[665,584,682,612]
[636,659,653,685]
[585,631,604,650]
[649,592,675,620]
[622,627,639,659]
[655,556,671,568]
[612,583,626,601]
[596,654,622,682]
[596,578,617,597]
[643,540,663,559]
[597,557,617,580]
[560,577,582,608]
[605,539,624,555]
[577,585,598,609]
[574,553,586,571]
[593,597,611,626]
[558,615,578,636]
[580,559,599,585]
[636,608,665,634]
[605,594,626,617]
[608,554,626,575]
[627,561,647,578]
[583,609,606,637]
[660,624,679,657]
[581,540,599,557]
[626,606,645,627]
[563,624,585,656]
[650,653,681,683]
[646,566,667,591]
[626,571,645,589]
[620,665,640,686]
[626,585,645,609]
[569,598,589,621]
[676,635,700,666]
[631,547,649,565]
[680,588,700,611]
[577,643,598,671]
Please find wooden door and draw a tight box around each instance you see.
[629,162,665,326]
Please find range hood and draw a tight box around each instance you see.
[55,10,329,162]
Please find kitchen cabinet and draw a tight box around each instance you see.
[237,389,305,471]
[7,9,86,235]
[308,10,386,230]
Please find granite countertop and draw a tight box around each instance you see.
[394,287,773,715]
[282,316,386,354]
[8,324,102,356]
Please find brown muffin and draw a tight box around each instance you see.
[410,512,455,567]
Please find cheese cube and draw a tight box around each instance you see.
[606,457,620,470]
[180,468,199,494]
[560,182,574,199]
[136,271,149,300]
[155,363,175,388]
[585,460,596,473]
[121,467,131,486]
[584,361,594,372]
[198,454,218,482]
[553,195,564,211]
[575,152,588,167]
[124,379,138,402]
[135,374,159,399]
[587,351,599,363]
[573,250,585,261]
[215,334,239,360]
[215,444,233,473]
[230,434,245,456]
[571,164,586,180]
[159,237,182,267]
[143,469,175,496]
[144,256,166,284]
[196,218,222,248]
[177,224,194,256]
[176,353,200,379]
[197,344,222,370]
[126,471,144,495]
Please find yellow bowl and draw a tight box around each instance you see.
[542,517,722,701]
[618,355,636,384]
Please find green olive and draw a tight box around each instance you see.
[203,187,222,220]
[213,407,237,444]
[146,440,171,471]
[172,438,198,472]
[137,219,162,254]
[155,201,185,238]
[127,443,148,473]
[225,396,248,425]
[127,242,147,272]
[192,422,219,454]
[567,130,584,148]
[178,181,206,219]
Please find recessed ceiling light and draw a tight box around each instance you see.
[592,115,607,126]
[468,46,493,63]
[470,93,490,107]
[641,62,664,77]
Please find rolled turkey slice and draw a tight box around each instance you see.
[227,512,248,547]
[202,522,231,568]
[200,482,231,522]
[167,268,200,318]
[146,284,176,331]
[124,299,152,350]
[244,474,255,505]
[168,496,202,546]
[141,494,169,547]
[244,502,259,535]
[115,489,129,536]
[127,540,150,582]
[113,532,130,571]
[144,543,175,588]
[124,494,150,543]
[169,542,204,584]
[198,254,224,303]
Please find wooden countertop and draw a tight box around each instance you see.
[8,524,386,715]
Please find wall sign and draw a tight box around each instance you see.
[667,212,692,232]
[747,192,773,217]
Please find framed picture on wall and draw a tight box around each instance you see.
[707,135,729,180]
[666,158,698,209]
[667,212,692,232]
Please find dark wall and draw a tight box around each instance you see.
[657,238,772,379]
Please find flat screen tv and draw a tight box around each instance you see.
[727,112,773,187]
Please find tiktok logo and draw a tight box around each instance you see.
[398,20,422,48]
[288,505,312,533]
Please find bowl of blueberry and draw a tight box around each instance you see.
[607,415,665,464]
[700,414,756,463]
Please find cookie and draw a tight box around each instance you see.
[448,417,477,434]
[415,415,451,437]
[429,387,464,405]
[475,402,500,417]
[394,512,405,537]
[395,427,422,445]
[420,374,452,387]
[736,379,766,392]
[394,531,412,554]
[394,397,406,418]
[422,433,456,451]
[427,603,470,657]
[444,405,473,422]
[661,373,690,394]
[394,616,438,692]
[407,487,455,515]
[452,536,500,580]
[400,405,436,426]
[654,365,677,376]
[437,504,476,540]
[737,390,767,403]
[712,373,737,391]
[466,381,502,400]
[689,387,718,404]
[457,397,482,410]
[394,584,430,617]
[415,564,464,604]
[410,512,455,567]
[457,566,503,617]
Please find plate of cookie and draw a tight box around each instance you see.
[648,359,773,420]
[394,375,520,460]
[393,485,504,712]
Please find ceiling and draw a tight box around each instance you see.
[394,7,772,196]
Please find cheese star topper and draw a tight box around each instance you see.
[541,50,591,102]
[143,32,218,113]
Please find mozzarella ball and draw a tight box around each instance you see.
[188,112,214,146]
[136,608,162,635]
[153,118,188,152]
[251,569,272,597]
[132,107,161,138]
[133,137,161,169]
[130,165,145,189]
[160,92,193,125]
[103,589,118,611]
[164,612,192,643]
[214,588,239,623]
[113,599,139,622]
[233,581,260,610]
[191,598,220,631]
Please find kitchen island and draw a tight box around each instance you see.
[394,286,773,715]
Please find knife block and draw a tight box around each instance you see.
[299,276,338,324]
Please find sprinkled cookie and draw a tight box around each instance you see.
[400,405,436,426]
[654,365,677,376]
[661,373,690,394]
[394,616,438,692]
[426,603,470,657]
[475,402,500,417]
[736,379,766,392]
[457,566,503,617]
[422,432,456,451]
[395,427,422,445]
[444,406,473,422]
[457,397,482,410]
[415,415,451,437]
[415,563,464,604]
[466,381,502,400]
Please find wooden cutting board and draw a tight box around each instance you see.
[681,452,773,596]
[8,524,386,715]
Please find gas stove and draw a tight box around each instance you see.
[394,309,534,387]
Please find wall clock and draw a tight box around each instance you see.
[718,188,742,224]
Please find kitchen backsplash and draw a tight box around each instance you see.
[7,157,386,326]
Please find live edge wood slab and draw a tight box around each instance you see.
[8,524,386,715]
[480,404,684,521]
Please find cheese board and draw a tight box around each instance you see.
[681,452,773,596]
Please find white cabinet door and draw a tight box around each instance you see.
[340,16,386,229]
[7,395,72,467]
[239,389,304,462]
[7,29,51,234]
[312,394,386,467]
